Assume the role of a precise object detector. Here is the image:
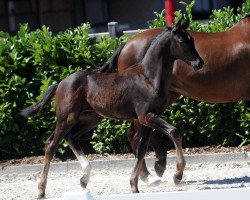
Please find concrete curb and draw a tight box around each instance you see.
[62,188,250,200]
[1,152,249,175]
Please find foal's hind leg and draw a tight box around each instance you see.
[38,119,76,199]
[65,114,102,189]
[138,113,186,185]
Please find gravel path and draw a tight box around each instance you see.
[0,158,249,199]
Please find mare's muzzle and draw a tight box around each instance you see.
[190,58,204,70]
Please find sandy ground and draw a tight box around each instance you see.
[0,160,249,199]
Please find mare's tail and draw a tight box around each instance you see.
[21,83,58,118]
[96,42,126,73]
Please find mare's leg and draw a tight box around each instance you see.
[128,120,161,186]
[130,125,152,193]
[138,113,186,185]
[150,130,168,177]
[65,113,102,188]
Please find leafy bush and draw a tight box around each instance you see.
[91,119,130,154]
[0,0,249,159]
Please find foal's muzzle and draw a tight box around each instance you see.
[190,58,204,70]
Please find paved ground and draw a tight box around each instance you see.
[0,152,249,199]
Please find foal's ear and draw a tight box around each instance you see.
[181,19,190,29]
[175,18,190,30]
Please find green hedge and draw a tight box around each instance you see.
[0,0,249,159]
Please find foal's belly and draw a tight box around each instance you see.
[89,102,137,120]
[96,110,137,121]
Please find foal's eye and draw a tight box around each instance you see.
[178,37,184,42]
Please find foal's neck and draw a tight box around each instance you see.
[141,30,174,86]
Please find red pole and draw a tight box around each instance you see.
[165,0,175,27]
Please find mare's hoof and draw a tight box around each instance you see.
[37,192,45,199]
[154,162,166,177]
[80,177,88,188]
[147,177,161,187]
[173,175,182,185]
[141,175,161,187]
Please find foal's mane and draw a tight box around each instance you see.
[144,27,172,55]
[128,27,172,69]
[150,27,172,48]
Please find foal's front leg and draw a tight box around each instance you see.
[130,125,152,193]
[138,113,186,185]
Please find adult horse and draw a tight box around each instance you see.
[99,14,250,184]
[21,21,203,198]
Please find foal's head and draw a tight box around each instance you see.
[170,20,204,70]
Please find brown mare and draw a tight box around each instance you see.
[21,21,203,198]
[100,14,250,184]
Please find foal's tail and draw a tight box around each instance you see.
[21,84,58,118]
[96,42,126,73]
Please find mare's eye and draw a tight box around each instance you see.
[187,35,194,42]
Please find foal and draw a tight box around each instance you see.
[21,22,203,198]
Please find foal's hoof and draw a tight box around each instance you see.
[173,175,182,185]
[154,162,166,177]
[80,176,88,188]
[131,186,140,193]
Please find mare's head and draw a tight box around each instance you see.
[170,20,204,70]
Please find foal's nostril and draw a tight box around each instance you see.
[195,58,204,70]
[199,59,204,68]
[198,59,204,68]
[190,58,204,70]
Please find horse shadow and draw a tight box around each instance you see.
[204,176,250,185]
[187,176,250,185]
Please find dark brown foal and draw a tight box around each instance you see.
[21,20,203,198]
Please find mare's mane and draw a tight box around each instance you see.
[243,13,250,19]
